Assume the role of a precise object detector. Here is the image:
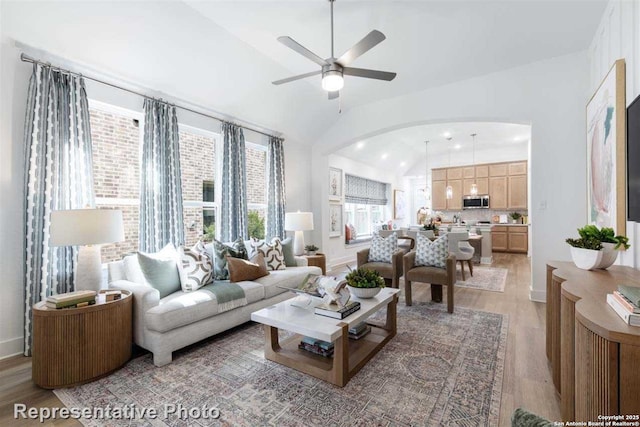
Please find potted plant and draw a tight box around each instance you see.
[345,267,385,298]
[304,244,319,256]
[509,212,522,224]
[566,225,630,270]
[422,222,439,236]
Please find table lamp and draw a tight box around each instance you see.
[284,212,314,256]
[50,209,125,291]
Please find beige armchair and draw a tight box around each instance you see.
[403,251,456,313]
[357,247,404,289]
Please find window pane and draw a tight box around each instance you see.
[180,130,215,202]
[248,208,266,240]
[203,208,216,242]
[246,146,266,205]
[90,108,140,263]
[203,180,214,203]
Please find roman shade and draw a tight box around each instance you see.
[345,174,389,205]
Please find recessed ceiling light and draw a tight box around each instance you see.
[454,144,461,150]
[356,141,365,149]
[400,161,406,167]
[443,132,451,138]
[381,153,388,159]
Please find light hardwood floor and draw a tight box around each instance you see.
[0,253,560,426]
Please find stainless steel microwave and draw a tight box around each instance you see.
[462,195,490,209]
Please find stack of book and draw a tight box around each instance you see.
[99,289,122,302]
[314,301,361,319]
[298,337,334,358]
[348,322,371,340]
[46,290,97,309]
[607,285,640,327]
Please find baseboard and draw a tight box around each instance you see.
[529,288,546,303]
[0,336,23,360]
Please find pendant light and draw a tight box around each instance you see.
[470,133,478,196]
[446,137,453,200]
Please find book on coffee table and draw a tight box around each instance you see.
[314,301,361,319]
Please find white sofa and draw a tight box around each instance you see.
[108,253,321,367]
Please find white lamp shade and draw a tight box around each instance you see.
[50,209,125,246]
[284,212,314,231]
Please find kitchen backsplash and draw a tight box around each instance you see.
[437,209,529,223]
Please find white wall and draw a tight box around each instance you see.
[310,154,403,269]
[588,0,640,268]
[314,52,590,302]
[0,41,313,360]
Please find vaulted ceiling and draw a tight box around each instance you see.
[2,0,606,145]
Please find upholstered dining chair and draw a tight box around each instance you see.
[448,232,475,280]
[403,234,456,313]
[357,232,403,289]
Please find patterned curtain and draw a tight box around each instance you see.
[220,122,248,242]
[266,136,286,240]
[139,99,185,252]
[23,64,95,356]
[345,174,389,205]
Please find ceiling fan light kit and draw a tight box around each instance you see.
[272,0,396,100]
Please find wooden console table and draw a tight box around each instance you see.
[546,261,640,421]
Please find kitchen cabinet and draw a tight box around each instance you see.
[489,176,508,209]
[508,175,527,210]
[432,169,447,181]
[492,225,528,253]
[431,161,527,210]
[463,177,488,195]
[446,180,462,210]
[489,163,508,176]
[432,180,447,210]
[508,162,527,175]
[463,167,475,179]
[492,226,508,251]
[447,168,463,180]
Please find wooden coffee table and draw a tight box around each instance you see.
[251,288,400,387]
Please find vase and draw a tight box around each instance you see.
[570,246,603,270]
[596,243,618,269]
[307,251,316,256]
[347,285,381,299]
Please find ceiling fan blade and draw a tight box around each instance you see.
[277,36,328,67]
[328,91,339,100]
[343,67,397,81]
[337,30,386,65]
[272,70,322,85]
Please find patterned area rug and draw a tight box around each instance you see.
[455,266,508,292]
[55,303,508,426]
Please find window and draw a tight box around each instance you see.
[179,126,216,246]
[344,174,389,240]
[90,102,142,263]
[246,143,267,239]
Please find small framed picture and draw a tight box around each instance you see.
[329,203,343,238]
[329,167,343,200]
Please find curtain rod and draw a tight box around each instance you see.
[20,53,279,139]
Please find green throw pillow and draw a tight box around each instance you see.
[281,237,297,267]
[213,238,248,280]
[137,251,181,299]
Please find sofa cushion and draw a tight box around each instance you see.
[212,238,248,280]
[227,253,269,282]
[145,281,264,333]
[415,234,449,268]
[250,238,286,271]
[255,266,323,298]
[137,245,181,298]
[178,241,214,292]
[368,233,398,263]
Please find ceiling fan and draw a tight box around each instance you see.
[272,0,397,100]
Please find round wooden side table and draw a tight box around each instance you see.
[304,253,327,274]
[32,290,133,389]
